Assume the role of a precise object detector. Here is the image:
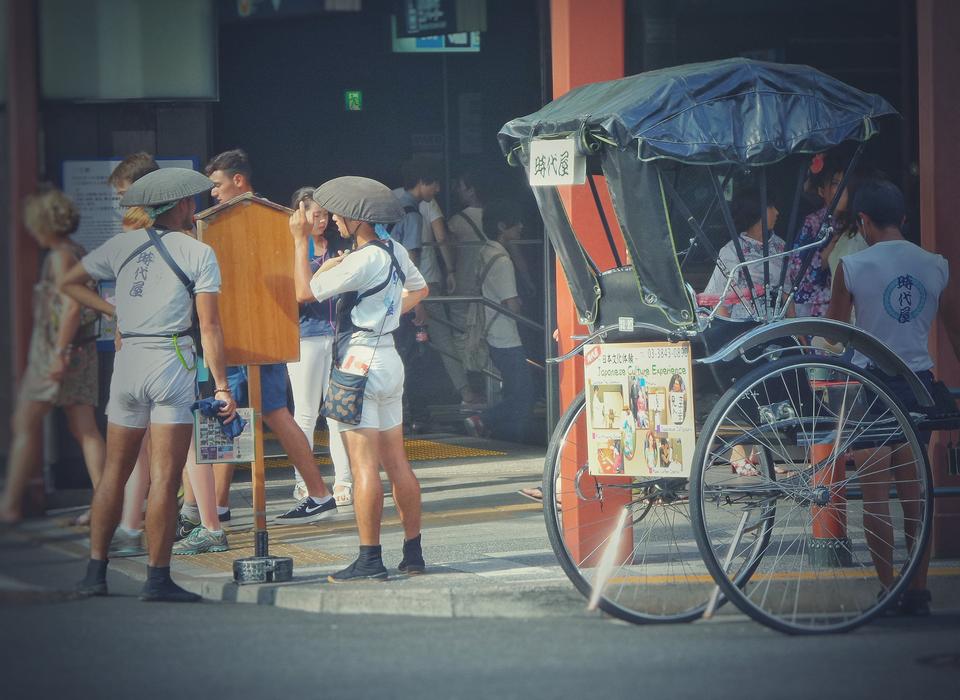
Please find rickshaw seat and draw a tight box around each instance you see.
[594,266,692,342]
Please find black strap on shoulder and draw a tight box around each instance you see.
[356,239,406,302]
[146,228,195,297]
[117,228,199,340]
[331,239,407,365]
[452,211,487,242]
[117,228,195,297]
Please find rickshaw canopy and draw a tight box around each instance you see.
[498,57,896,165]
[499,58,897,329]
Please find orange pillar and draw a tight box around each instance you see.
[918,0,960,558]
[7,0,40,381]
[6,0,43,514]
[551,0,630,564]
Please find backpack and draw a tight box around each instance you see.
[462,244,507,372]
[449,210,487,296]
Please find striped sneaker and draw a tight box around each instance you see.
[172,526,229,555]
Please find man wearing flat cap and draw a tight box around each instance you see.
[59,167,236,602]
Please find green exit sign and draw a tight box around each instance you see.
[344,90,363,111]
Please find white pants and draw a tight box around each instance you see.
[286,335,351,487]
[107,339,197,428]
[332,343,405,432]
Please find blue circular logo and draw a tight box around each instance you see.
[882,275,927,324]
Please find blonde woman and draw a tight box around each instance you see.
[1,187,104,525]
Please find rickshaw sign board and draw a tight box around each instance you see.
[583,342,696,478]
[528,138,586,186]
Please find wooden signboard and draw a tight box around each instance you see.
[195,193,299,366]
[195,193,299,561]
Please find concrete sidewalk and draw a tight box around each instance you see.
[6,431,960,622]
[7,433,595,618]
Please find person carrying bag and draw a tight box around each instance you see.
[289,177,429,582]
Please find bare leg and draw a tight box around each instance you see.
[264,408,330,499]
[64,404,105,491]
[341,427,383,545]
[144,423,193,568]
[214,462,234,509]
[893,456,931,591]
[120,431,151,532]
[89,423,147,560]
[856,447,895,588]
[0,398,50,523]
[378,425,421,539]
[185,437,219,531]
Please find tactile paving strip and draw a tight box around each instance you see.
[253,433,505,469]
[176,527,347,571]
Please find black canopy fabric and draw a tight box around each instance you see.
[499,58,896,165]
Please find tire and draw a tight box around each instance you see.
[689,357,933,634]
[544,392,724,624]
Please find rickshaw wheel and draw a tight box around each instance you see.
[544,392,729,624]
[689,356,933,635]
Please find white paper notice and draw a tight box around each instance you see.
[63,159,196,252]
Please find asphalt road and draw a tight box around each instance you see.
[2,538,958,700]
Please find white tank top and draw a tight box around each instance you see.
[841,240,948,371]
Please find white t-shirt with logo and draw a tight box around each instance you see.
[842,239,948,371]
[479,241,522,349]
[82,228,221,338]
[417,198,444,286]
[309,239,427,349]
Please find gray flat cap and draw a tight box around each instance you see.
[120,168,213,207]
[312,176,404,224]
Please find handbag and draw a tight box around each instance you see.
[322,365,369,426]
[321,240,403,426]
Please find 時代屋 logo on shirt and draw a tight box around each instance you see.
[882,274,927,324]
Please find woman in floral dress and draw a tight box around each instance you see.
[0,187,105,525]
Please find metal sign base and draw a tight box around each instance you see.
[233,555,294,585]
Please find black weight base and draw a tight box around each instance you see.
[233,556,294,585]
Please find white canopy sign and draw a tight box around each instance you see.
[528,138,586,186]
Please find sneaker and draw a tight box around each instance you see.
[274,497,337,524]
[175,513,201,542]
[218,509,231,523]
[292,481,308,501]
[899,588,932,617]
[172,526,229,555]
[328,557,388,583]
[464,415,485,438]
[108,529,146,558]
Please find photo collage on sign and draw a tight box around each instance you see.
[584,343,695,478]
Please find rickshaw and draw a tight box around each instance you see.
[498,58,957,634]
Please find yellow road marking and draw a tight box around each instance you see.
[606,566,960,586]
[252,433,506,468]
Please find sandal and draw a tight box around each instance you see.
[518,486,562,511]
[731,458,761,477]
[333,484,353,507]
[518,486,544,503]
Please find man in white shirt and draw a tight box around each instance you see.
[391,158,441,426]
[59,168,236,602]
[827,179,960,616]
[446,170,490,405]
[463,199,534,442]
[201,149,337,525]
